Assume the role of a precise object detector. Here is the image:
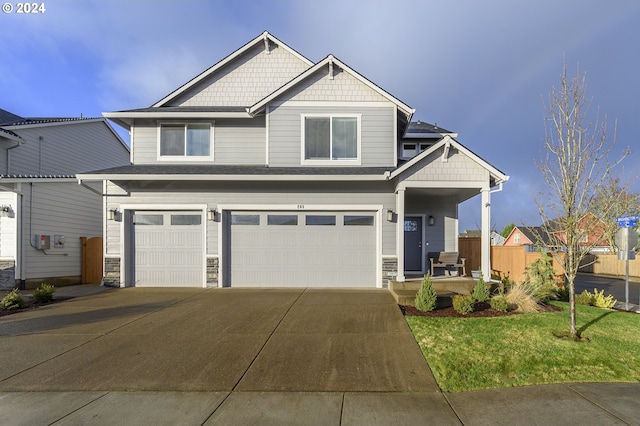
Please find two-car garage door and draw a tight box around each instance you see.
[228,211,377,287]
[130,209,378,288]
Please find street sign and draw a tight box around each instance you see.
[616,215,639,227]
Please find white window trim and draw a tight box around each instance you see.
[300,114,362,166]
[157,121,214,162]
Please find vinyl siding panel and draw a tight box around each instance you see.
[131,118,266,165]
[22,182,102,279]
[6,121,129,175]
[105,182,397,256]
[268,104,395,167]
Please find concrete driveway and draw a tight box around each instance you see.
[0,288,437,392]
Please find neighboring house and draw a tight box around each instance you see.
[505,215,612,254]
[503,226,547,252]
[78,31,508,288]
[459,229,505,246]
[0,109,130,289]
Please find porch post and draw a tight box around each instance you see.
[396,188,405,282]
[481,188,491,281]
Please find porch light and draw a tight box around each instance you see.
[428,215,435,226]
[0,205,12,217]
[386,209,394,222]
[208,208,219,222]
[107,208,120,221]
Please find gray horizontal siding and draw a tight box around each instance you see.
[7,121,129,175]
[105,184,397,257]
[131,117,266,165]
[268,104,395,167]
[23,182,102,279]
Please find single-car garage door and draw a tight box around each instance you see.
[132,211,204,287]
[229,211,377,287]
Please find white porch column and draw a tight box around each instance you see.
[481,188,491,280]
[396,188,405,282]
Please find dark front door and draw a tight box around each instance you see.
[404,216,423,272]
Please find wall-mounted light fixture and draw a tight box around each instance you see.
[386,209,394,222]
[0,205,13,217]
[208,208,219,222]
[107,208,120,221]
[428,215,435,226]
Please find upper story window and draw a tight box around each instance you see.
[159,123,212,159]
[401,142,432,159]
[302,115,361,164]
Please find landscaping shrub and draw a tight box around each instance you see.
[415,273,437,312]
[452,294,474,315]
[575,288,617,309]
[575,290,594,306]
[522,250,559,302]
[0,289,25,310]
[506,281,542,313]
[32,283,55,303]
[592,288,616,309]
[490,295,510,312]
[472,275,490,302]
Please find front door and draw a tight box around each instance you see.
[404,216,423,272]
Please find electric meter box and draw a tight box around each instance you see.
[34,234,51,250]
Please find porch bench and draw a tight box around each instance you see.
[429,251,466,277]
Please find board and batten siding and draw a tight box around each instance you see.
[267,104,395,167]
[22,182,102,279]
[105,184,397,257]
[131,117,266,165]
[6,121,129,176]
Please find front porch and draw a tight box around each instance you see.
[388,275,477,306]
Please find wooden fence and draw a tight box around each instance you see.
[579,254,640,277]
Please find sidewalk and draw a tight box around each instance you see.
[1,383,638,425]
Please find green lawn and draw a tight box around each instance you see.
[406,302,640,392]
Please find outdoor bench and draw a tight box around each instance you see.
[429,251,466,277]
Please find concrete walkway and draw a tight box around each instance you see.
[0,285,638,425]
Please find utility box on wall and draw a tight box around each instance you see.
[34,234,51,250]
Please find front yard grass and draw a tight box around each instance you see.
[406,302,640,392]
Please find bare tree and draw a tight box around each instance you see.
[535,64,630,339]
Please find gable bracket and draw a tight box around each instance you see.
[441,139,451,162]
[263,33,270,54]
[328,55,334,80]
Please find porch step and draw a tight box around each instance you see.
[389,278,476,307]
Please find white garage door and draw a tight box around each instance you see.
[229,211,377,287]
[133,211,204,287]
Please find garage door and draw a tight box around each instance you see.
[133,211,204,287]
[229,211,377,287]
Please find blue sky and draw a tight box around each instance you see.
[2,0,638,231]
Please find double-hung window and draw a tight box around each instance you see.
[160,123,212,159]
[303,115,360,163]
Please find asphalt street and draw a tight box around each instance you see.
[574,273,640,308]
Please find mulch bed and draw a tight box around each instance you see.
[0,298,71,318]
[400,302,562,318]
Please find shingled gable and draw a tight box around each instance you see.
[390,135,509,186]
[248,54,415,123]
[152,31,314,108]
